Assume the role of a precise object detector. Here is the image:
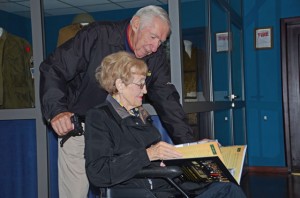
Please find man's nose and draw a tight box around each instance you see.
[151,40,161,52]
[151,44,158,52]
[142,85,147,94]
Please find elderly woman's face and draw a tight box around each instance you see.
[121,73,147,110]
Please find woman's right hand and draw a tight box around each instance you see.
[146,141,183,161]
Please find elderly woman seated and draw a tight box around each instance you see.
[84,51,246,198]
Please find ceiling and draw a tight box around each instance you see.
[0,0,171,18]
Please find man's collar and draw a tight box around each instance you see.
[124,24,134,53]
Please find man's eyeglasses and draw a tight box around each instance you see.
[131,82,146,89]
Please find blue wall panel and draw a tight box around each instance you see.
[0,120,37,198]
[243,0,300,166]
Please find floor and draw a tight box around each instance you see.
[240,172,300,198]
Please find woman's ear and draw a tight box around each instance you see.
[115,79,124,92]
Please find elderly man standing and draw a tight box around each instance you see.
[40,5,196,198]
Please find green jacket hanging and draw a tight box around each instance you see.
[0,30,34,109]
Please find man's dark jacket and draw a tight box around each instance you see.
[39,19,195,144]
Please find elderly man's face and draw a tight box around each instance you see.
[132,17,170,58]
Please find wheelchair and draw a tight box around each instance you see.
[93,117,196,198]
[98,166,192,198]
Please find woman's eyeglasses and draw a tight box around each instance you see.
[131,82,146,89]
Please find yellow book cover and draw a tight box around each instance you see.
[172,140,247,185]
[175,141,225,163]
[220,145,247,184]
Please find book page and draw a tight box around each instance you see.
[175,141,225,163]
[220,145,247,184]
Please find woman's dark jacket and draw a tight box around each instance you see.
[39,19,195,144]
[84,95,161,187]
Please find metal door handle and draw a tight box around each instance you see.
[224,94,239,100]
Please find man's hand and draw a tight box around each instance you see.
[146,141,183,161]
[50,112,74,136]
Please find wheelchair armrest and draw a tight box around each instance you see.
[103,166,190,198]
[134,166,182,179]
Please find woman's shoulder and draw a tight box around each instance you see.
[86,102,109,118]
[87,102,119,121]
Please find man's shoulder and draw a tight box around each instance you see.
[91,19,129,31]
[85,19,129,44]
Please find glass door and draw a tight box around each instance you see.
[231,20,247,146]
[171,0,246,146]
[211,0,246,146]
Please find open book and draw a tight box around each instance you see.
[164,140,247,185]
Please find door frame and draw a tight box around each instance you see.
[280,16,300,172]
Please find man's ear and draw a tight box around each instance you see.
[131,16,140,32]
[115,79,124,92]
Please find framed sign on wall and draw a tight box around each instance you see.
[255,27,273,49]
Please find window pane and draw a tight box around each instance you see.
[181,0,210,102]
[0,4,34,109]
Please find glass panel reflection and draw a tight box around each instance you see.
[233,108,246,145]
[0,8,34,109]
[229,0,242,16]
[214,109,232,145]
[181,0,210,102]
[231,23,243,101]
[211,0,229,101]
[186,111,212,140]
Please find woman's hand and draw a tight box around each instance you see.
[146,141,183,162]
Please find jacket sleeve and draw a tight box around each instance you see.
[39,25,98,121]
[84,108,151,187]
[146,51,197,144]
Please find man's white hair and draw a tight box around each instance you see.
[131,5,171,30]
